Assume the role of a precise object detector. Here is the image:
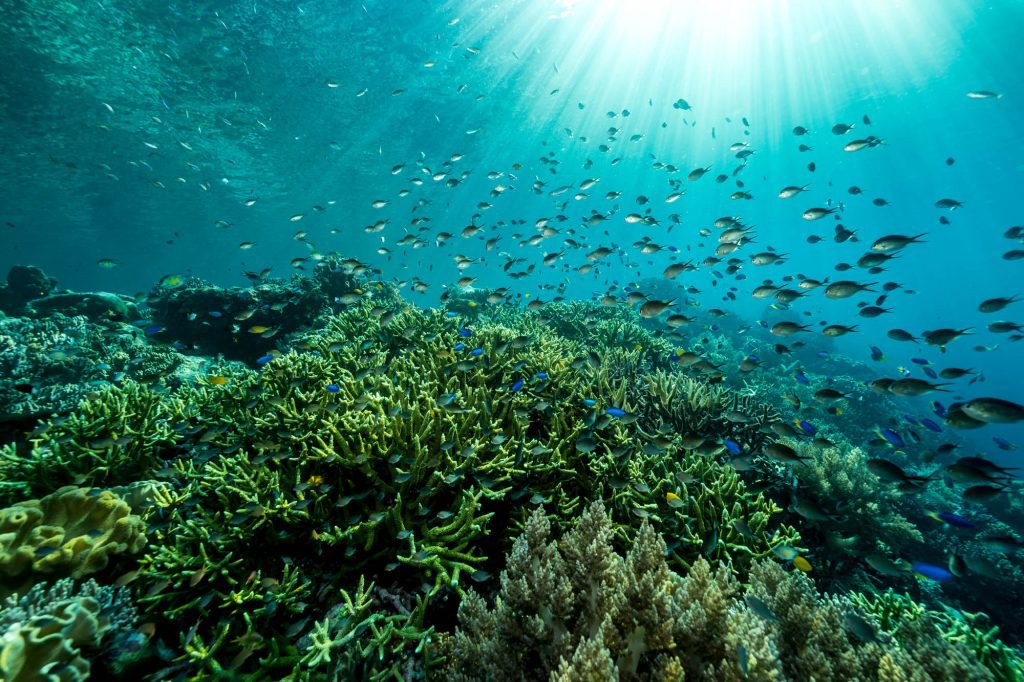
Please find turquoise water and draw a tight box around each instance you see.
[3,1,1023,419]
[3,1,1024,676]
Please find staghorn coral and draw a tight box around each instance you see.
[853,590,1024,682]
[0,486,146,585]
[298,577,439,681]
[0,293,802,678]
[0,273,1013,681]
[635,370,780,452]
[1,381,183,504]
[448,501,996,682]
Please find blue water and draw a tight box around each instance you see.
[3,0,1021,451]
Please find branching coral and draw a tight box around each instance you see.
[792,440,922,558]
[448,502,997,682]
[1,381,183,504]
[853,590,1024,682]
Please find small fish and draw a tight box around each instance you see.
[877,428,905,448]
[802,207,837,221]
[744,595,779,622]
[772,544,799,560]
[912,562,954,581]
[927,511,975,529]
[844,612,878,643]
[794,419,817,436]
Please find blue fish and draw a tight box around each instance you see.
[795,419,817,436]
[510,379,524,392]
[929,511,975,528]
[723,439,742,455]
[921,418,942,433]
[326,384,341,393]
[453,343,466,351]
[911,357,930,365]
[606,407,627,418]
[470,348,484,356]
[256,354,275,366]
[994,436,1018,451]
[457,328,473,337]
[794,371,810,385]
[923,366,938,380]
[878,428,905,448]
[209,311,223,318]
[932,401,948,418]
[145,325,164,335]
[870,346,885,361]
[583,398,597,407]
[904,415,919,426]
[535,372,549,380]
[445,311,459,318]
[912,562,954,581]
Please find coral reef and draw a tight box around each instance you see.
[1,381,183,504]
[0,265,57,313]
[0,486,146,586]
[853,589,1024,681]
[0,578,138,682]
[448,501,998,681]
[0,265,1018,681]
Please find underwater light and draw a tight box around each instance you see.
[556,0,765,27]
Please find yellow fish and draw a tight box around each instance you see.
[249,326,270,334]
[793,556,812,572]
[207,376,228,386]
[665,492,684,508]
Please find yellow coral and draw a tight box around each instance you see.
[0,597,104,682]
[0,486,145,580]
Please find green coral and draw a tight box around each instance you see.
[853,590,1024,682]
[299,576,438,681]
[1,381,182,504]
